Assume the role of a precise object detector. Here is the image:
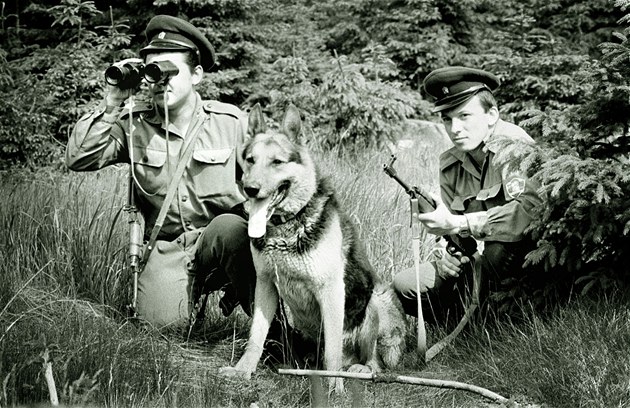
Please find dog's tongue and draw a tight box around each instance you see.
[248,197,274,238]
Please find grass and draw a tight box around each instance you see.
[1,122,629,407]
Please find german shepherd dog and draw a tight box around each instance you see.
[219,104,406,393]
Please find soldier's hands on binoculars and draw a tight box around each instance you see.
[104,58,180,107]
[104,58,144,106]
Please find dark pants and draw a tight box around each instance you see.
[194,213,257,317]
[393,240,535,324]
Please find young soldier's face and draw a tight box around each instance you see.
[440,95,499,151]
[145,51,202,111]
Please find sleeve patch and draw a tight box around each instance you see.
[505,177,526,199]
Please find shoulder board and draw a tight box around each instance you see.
[492,120,535,144]
[203,101,245,119]
[119,101,153,118]
[439,147,462,171]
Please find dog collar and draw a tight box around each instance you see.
[268,208,306,226]
[268,213,297,225]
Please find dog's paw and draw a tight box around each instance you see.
[217,366,252,380]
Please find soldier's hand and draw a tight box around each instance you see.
[105,58,143,106]
[436,250,470,279]
[415,193,461,235]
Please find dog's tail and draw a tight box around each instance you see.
[374,285,407,368]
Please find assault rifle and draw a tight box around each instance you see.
[382,154,477,258]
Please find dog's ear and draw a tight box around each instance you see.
[248,103,267,137]
[282,104,302,143]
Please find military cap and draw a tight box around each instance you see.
[140,15,215,70]
[423,66,500,113]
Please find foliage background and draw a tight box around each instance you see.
[2,0,628,302]
[1,0,630,406]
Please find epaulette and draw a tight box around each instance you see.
[202,100,245,119]
[491,120,535,144]
[439,147,463,171]
[118,101,154,119]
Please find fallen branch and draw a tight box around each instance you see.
[277,368,508,404]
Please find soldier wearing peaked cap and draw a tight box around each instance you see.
[141,14,215,71]
[65,15,259,331]
[393,66,544,323]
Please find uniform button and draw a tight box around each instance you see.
[176,238,182,244]
[182,195,188,202]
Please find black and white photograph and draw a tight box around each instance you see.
[1,1,628,407]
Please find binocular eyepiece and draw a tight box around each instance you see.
[143,61,179,84]
[104,61,180,89]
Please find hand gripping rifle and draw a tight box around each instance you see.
[383,154,479,361]
[383,155,477,255]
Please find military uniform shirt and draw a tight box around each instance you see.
[439,119,541,242]
[66,93,248,240]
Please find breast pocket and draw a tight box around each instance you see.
[131,146,167,195]
[476,183,503,203]
[190,148,236,197]
[450,195,476,212]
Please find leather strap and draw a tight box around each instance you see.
[140,114,207,266]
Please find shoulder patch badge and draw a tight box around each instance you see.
[505,177,526,199]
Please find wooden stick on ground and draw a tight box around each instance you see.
[278,368,508,404]
[42,348,59,406]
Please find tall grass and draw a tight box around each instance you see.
[1,122,629,407]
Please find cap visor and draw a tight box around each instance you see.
[432,92,477,113]
[140,43,192,56]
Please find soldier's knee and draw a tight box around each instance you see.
[205,214,249,249]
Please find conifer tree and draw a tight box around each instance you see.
[493,1,630,299]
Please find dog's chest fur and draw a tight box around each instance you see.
[253,211,344,337]
[250,179,376,338]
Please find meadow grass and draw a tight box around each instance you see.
[1,122,629,407]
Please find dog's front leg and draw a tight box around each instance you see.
[218,273,278,379]
[319,278,345,394]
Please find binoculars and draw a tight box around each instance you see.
[105,61,179,90]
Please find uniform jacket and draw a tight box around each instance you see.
[439,119,541,242]
[66,94,248,240]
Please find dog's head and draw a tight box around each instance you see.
[241,104,317,238]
